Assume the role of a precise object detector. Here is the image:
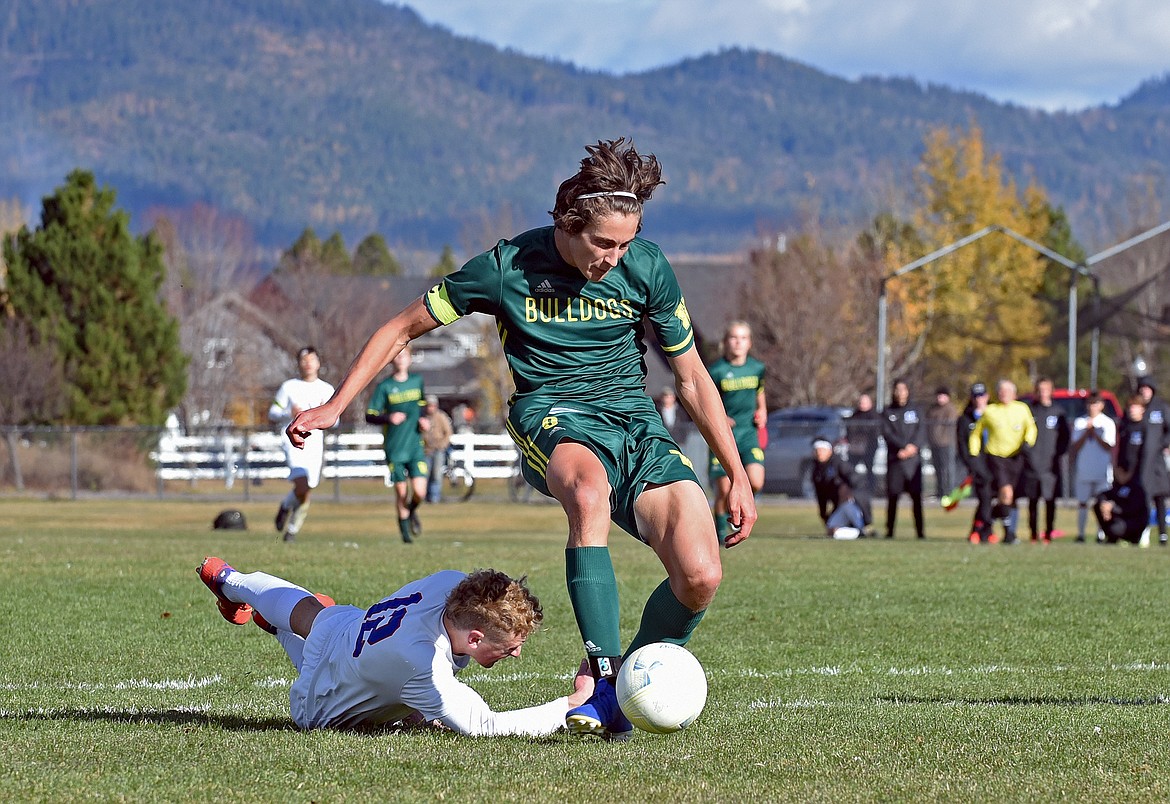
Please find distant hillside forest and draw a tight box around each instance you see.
[3,0,1170,254]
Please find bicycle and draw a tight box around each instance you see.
[437,450,476,502]
[507,454,554,504]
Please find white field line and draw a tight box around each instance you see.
[3,662,1169,697]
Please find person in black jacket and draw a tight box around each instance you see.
[1022,377,1070,544]
[957,383,995,543]
[847,393,881,493]
[1135,377,1170,546]
[811,438,871,538]
[1094,476,1150,545]
[882,378,926,539]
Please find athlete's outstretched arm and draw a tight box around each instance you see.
[669,348,757,545]
[287,298,440,448]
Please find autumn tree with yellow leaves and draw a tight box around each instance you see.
[896,124,1056,390]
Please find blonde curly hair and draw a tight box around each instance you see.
[445,569,543,642]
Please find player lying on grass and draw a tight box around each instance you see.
[197,557,593,736]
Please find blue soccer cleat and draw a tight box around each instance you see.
[565,677,634,741]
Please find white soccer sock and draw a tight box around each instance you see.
[1077,506,1088,537]
[222,571,312,632]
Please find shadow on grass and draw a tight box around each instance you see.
[878,695,1170,706]
[2,708,295,730]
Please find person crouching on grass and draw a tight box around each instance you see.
[197,557,594,735]
[811,438,871,538]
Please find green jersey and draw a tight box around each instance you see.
[366,373,426,458]
[709,356,766,436]
[424,226,694,419]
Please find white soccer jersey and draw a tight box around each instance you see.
[269,377,335,487]
[1073,414,1116,485]
[288,570,569,736]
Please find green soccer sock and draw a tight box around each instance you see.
[624,579,707,659]
[398,517,413,543]
[715,513,731,546]
[565,547,622,672]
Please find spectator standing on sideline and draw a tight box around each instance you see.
[848,393,881,492]
[707,320,767,545]
[811,438,871,538]
[657,386,692,446]
[1135,377,1170,545]
[882,378,927,539]
[926,386,958,499]
[423,395,454,503]
[957,383,994,543]
[366,346,429,543]
[1022,377,1070,543]
[269,346,336,543]
[968,379,1037,545]
[1070,393,1116,543]
[197,557,595,735]
[286,138,756,741]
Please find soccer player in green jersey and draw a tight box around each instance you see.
[287,138,757,740]
[365,346,429,543]
[707,321,767,544]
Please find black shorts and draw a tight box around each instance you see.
[988,454,1025,491]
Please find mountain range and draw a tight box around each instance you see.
[3,0,1169,256]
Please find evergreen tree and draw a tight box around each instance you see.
[278,227,323,273]
[428,244,460,278]
[2,170,187,425]
[320,231,352,274]
[352,233,401,276]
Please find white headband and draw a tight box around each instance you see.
[812,439,833,451]
[577,191,639,201]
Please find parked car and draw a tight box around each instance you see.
[761,406,852,497]
[1019,387,1122,422]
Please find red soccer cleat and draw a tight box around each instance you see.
[197,557,253,625]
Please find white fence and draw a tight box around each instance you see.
[152,430,520,486]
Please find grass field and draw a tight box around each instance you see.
[3,494,1170,802]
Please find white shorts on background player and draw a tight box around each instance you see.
[286,570,569,736]
[269,377,335,488]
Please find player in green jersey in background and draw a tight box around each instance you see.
[366,346,429,543]
[707,321,767,544]
[287,138,757,740]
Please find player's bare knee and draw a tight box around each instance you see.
[677,564,721,609]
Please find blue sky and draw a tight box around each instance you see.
[395,0,1170,111]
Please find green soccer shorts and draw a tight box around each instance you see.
[386,442,428,483]
[708,427,764,481]
[507,397,700,542]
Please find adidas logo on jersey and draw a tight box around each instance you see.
[534,279,555,293]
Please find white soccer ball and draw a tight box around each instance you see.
[615,642,708,734]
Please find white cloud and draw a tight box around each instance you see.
[394,0,1170,110]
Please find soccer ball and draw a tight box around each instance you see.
[615,642,707,734]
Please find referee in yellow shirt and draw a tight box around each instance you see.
[968,379,1038,544]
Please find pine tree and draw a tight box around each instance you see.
[352,233,401,276]
[428,245,459,278]
[2,170,187,425]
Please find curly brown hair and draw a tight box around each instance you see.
[549,138,665,234]
[445,569,543,642]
